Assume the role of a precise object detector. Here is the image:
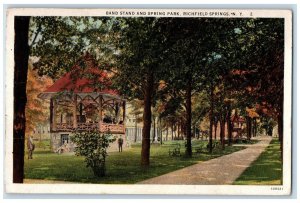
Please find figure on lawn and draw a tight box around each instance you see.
[27,136,35,159]
[118,136,124,152]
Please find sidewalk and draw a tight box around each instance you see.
[138,136,272,185]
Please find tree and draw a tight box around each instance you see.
[71,131,115,177]
[13,16,30,183]
[30,17,115,79]
[25,62,53,135]
[227,18,284,154]
[159,18,213,157]
[111,18,167,166]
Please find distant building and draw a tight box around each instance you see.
[125,103,160,143]
[125,103,143,143]
[32,123,51,140]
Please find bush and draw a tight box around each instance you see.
[71,131,116,177]
[206,140,220,149]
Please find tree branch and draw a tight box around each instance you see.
[29,23,42,48]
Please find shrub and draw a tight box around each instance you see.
[71,131,116,177]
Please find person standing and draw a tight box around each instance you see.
[27,136,35,159]
[118,136,124,152]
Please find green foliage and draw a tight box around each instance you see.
[71,131,116,177]
[192,92,210,127]
[110,18,166,101]
[260,117,276,136]
[227,18,284,116]
[30,17,115,79]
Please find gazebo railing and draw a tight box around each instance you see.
[56,123,73,131]
[100,123,125,134]
[77,122,99,131]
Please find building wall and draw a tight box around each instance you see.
[126,127,161,143]
[50,132,127,153]
[31,124,51,140]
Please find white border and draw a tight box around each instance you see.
[4,8,292,195]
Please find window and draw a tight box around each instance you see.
[61,134,69,145]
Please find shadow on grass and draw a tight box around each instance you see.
[234,139,282,185]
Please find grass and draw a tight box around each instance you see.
[24,140,245,184]
[234,139,282,185]
[34,140,51,149]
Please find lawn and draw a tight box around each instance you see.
[234,139,282,185]
[24,140,246,184]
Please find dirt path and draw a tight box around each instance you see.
[138,136,272,185]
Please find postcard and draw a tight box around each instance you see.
[5,8,292,195]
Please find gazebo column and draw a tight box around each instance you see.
[98,95,103,131]
[115,102,120,123]
[122,100,126,124]
[50,98,53,131]
[52,98,57,131]
[73,94,77,129]
[123,101,126,134]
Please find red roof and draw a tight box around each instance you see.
[231,115,245,123]
[43,66,119,96]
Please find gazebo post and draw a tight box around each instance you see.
[73,94,77,129]
[52,98,57,131]
[50,98,53,131]
[122,100,126,123]
[122,100,126,133]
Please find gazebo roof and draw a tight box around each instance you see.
[38,56,120,100]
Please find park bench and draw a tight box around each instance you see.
[206,141,220,150]
[193,146,203,154]
[169,144,181,156]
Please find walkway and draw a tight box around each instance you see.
[138,136,272,185]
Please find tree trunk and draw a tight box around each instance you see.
[253,118,257,137]
[209,84,214,153]
[185,79,192,157]
[141,72,153,167]
[177,122,180,139]
[278,107,283,159]
[214,119,218,140]
[160,118,163,145]
[246,116,252,141]
[166,126,168,141]
[220,114,225,150]
[227,108,233,146]
[152,116,156,143]
[171,124,174,140]
[181,119,185,139]
[13,16,30,183]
